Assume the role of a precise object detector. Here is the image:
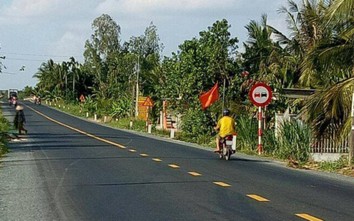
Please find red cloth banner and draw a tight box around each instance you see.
[199,83,219,109]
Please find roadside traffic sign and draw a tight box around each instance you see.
[142,96,154,107]
[249,82,272,107]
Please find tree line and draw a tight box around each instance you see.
[24,0,354,150]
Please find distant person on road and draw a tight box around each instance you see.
[14,105,27,135]
[12,96,18,107]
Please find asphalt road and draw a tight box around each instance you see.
[1,101,354,221]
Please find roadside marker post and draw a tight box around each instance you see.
[170,128,175,139]
[147,123,152,134]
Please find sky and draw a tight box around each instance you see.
[0,0,294,90]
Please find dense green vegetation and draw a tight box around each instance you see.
[0,108,9,156]
[3,0,354,166]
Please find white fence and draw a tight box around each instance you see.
[275,112,349,154]
[311,133,349,153]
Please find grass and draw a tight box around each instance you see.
[0,108,10,156]
[317,157,349,172]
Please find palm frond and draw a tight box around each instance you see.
[327,0,354,21]
[301,77,354,140]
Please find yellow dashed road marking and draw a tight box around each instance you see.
[213,182,231,187]
[140,153,149,157]
[27,106,127,149]
[188,172,202,176]
[168,164,180,169]
[247,194,270,202]
[152,158,162,162]
[295,214,323,221]
[129,149,137,152]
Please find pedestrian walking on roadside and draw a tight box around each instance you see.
[14,105,27,135]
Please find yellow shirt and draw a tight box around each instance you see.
[217,116,236,138]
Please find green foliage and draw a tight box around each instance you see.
[82,95,98,114]
[318,156,348,172]
[236,115,258,152]
[263,128,278,154]
[180,108,214,144]
[0,110,10,155]
[157,19,239,115]
[18,86,34,99]
[96,98,113,117]
[274,120,311,164]
[108,118,146,131]
[29,3,354,164]
[110,96,131,119]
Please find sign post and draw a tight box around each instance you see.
[249,82,273,155]
[142,96,154,133]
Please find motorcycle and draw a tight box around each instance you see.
[218,134,237,160]
[34,96,41,105]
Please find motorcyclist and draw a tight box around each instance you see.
[214,109,236,153]
[37,95,41,104]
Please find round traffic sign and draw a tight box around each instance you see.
[249,82,273,107]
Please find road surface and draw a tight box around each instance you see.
[1,101,354,221]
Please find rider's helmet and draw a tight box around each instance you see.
[223,109,230,116]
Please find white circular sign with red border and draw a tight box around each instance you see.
[249,82,273,107]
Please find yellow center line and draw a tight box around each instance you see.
[152,158,162,162]
[295,214,323,221]
[213,182,231,187]
[140,153,149,157]
[188,172,202,176]
[247,194,270,202]
[168,164,180,169]
[26,105,127,149]
[129,149,137,152]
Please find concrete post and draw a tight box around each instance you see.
[148,124,152,134]
[349,93,354,167]
[170,129,175,139]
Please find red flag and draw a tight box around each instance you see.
[199,83,219,109]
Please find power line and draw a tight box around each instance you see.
[3,57,50,62]
[0,71,17,75]
[1,52,83,58]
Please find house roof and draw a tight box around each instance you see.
[281,88,316,99]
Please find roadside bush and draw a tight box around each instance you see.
[83,95,98,115]
[0,111,10,155]
[110,96,131,119]
[236,115,258,152]
[180,108,214,145]
[96,98,113,117]
[263,129,278,155]
[274,120,311,164]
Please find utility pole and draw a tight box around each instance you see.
[222,78,226,112]
[135,56,140,119]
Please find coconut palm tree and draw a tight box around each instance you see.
[300,0,354,142]
[243,14,299,91]
[33,59,56,95]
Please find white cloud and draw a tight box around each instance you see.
[49,31,86,62]
[0,0,96,25]
[97,0,237,15]
[0,0,293,90]
[0,0,61,24]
